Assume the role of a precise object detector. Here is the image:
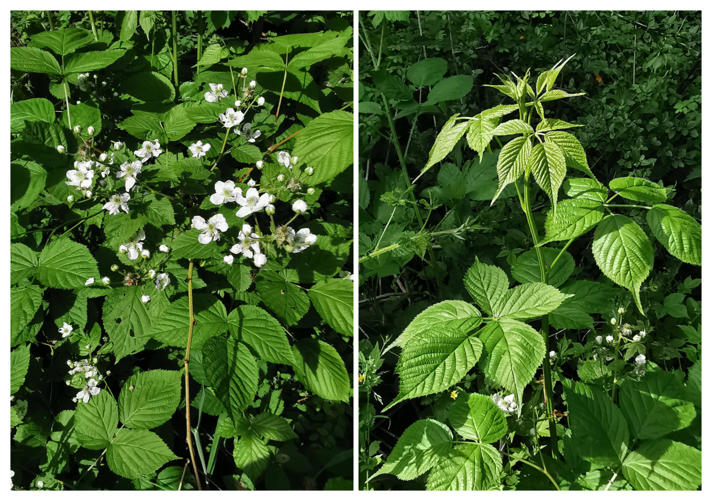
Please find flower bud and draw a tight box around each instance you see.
[87,126,95,135]
[141,295,151,304]
[305,166,314,175]
[110,264,119,272]
[73,125,82,133]
[307,187,315,195]
[277,174,285,182]
[610,317,617,325]
[57,145,65,153]
[67,195,74,202]
[256,160,264,170]
[257,96,265,106]
[101,276,110,285]
[249,80,256,89]
[617,307,625,315]
[241,67,248,75]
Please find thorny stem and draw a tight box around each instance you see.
[275,50,289,123]
[171,12,179,89]
[183,261,202,490]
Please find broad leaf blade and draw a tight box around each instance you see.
[75,391,119,450]
[529,141,566,215]
[107,428,178,479]
[307,278,353,337]
[292,339,350,402]
[37,238,99,289]
[119,370,182,430]
[622,439,701,490]
[227,305,294,365]
[448,392,508,444]
[498,283,572,321]
[646,204,701,266]
[426,443,502,490]
[420,114,469,178]
[391,300,480,348]
[463,258,509,316]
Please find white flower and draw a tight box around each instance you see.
[141,249,150,258]
[58,322,73,338]
[292,199,308,214]
[134,139,162,163]
[492,393,518,413]
[204,82,228,103]
[112,141,124,150]
[141,295,151,304]
[247,179,256,187]
[617,307,625,315]
[253,252,267,267]
[85,276,97,287]
[116,160,142,191]
[632,334,641,342]
[610,317,617,325]
[277,151,293,169]
[265,203,275,215]
[101,276,110,285]
[103,192,130,215]
[595,335,603,344]
[235,123,261,143]
[241,67,248,75]
[99,153,108,162]
[549,350,557,359]
[224,255,234,265]
[605,335,614,343]
[249,80,256,89]
[57,145,65,153]
[120,231,146,261]
[87,125,95,135]
[277,174,285,182]
[287,227,317,253]
[155,273,171,290]
[257,96,265,106]
[234,99,242,108]
[256,160,264,169]
[235,188,271,218]
[219,108,244,128]
[635,354,646,365]
[210,180,241,205]
[230,224,261,258]
[639,330,647,338]
[621,326,632,336]
[75,378,101,403]
[66,163,95,189]
[159,244,169,253]
[192,214,229,244]
[148,269,156,279]
[37,480,44,488]
[189,140,212,158]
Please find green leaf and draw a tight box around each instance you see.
[463,258,509,316]
[542,197,604,243]
[11,98,55,132]
[536,119,582,132]
[564,380,629,468]
[426,443,502,490]
[538,89,585,102]
[117,110,165,141]
[37,238,99,289]
[497,283,572,321]
[30,28,94,56]
[120,11,138,41]
[250,413,297,441]
[391,300,480,348]
[387,318,483,410]
[292,110,352,185]
[609,177,667,204]
[170,230,222,260]
[646,204,701,266]
[510,247,575,287]
[592,215,653,314]
[10,344,31,394]
[492,136,531,204]
[11,243,38,285]
[619,369,696,440]
[10,46,61,75]
[255,271,310,326]
[231,144,262,163]
[227,305,294,365]
[288,33,350,70]
[102,287,154,361]
[201,336,258,419]
[375,419,453,481]
[546,131,595,179]
[563,177,608,203]
[292,339,350,402]
[406,58,448,87]
[121,71,176,104]
[622,439,701,490]
[195,43,228,70]
[233,432,271,481]
[64,49,125,74]
[449,392,508,444]
[465,113,500,161]
[425,75,473,105]
[421,114,469,177]
[138,11,156,40]
[529,140,566,215]
[11,285,43,344]
[143,195,175,227]
[119,370,182,430]
[479,319,546,405]
[307,278,353,336]
[62,102,102,136]
[11,160,47,211]
[492,119,533,136]
[75,391,119,450]
[107,428,178,479]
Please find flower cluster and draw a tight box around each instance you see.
[492,393,518,413]
[67,358,103,403]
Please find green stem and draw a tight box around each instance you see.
[88,11,98,41]
[209,128,232,171]
[604,203,651,210]
[46,11,54,31]
[196,33,202,76]
[171,12,179,89]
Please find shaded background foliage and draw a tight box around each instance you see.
[359,10,700,490]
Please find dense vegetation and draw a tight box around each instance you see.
[11,10,354,490]
[359,11,701,491]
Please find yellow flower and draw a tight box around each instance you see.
[358,374,365,384]
[450,390,458,400]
